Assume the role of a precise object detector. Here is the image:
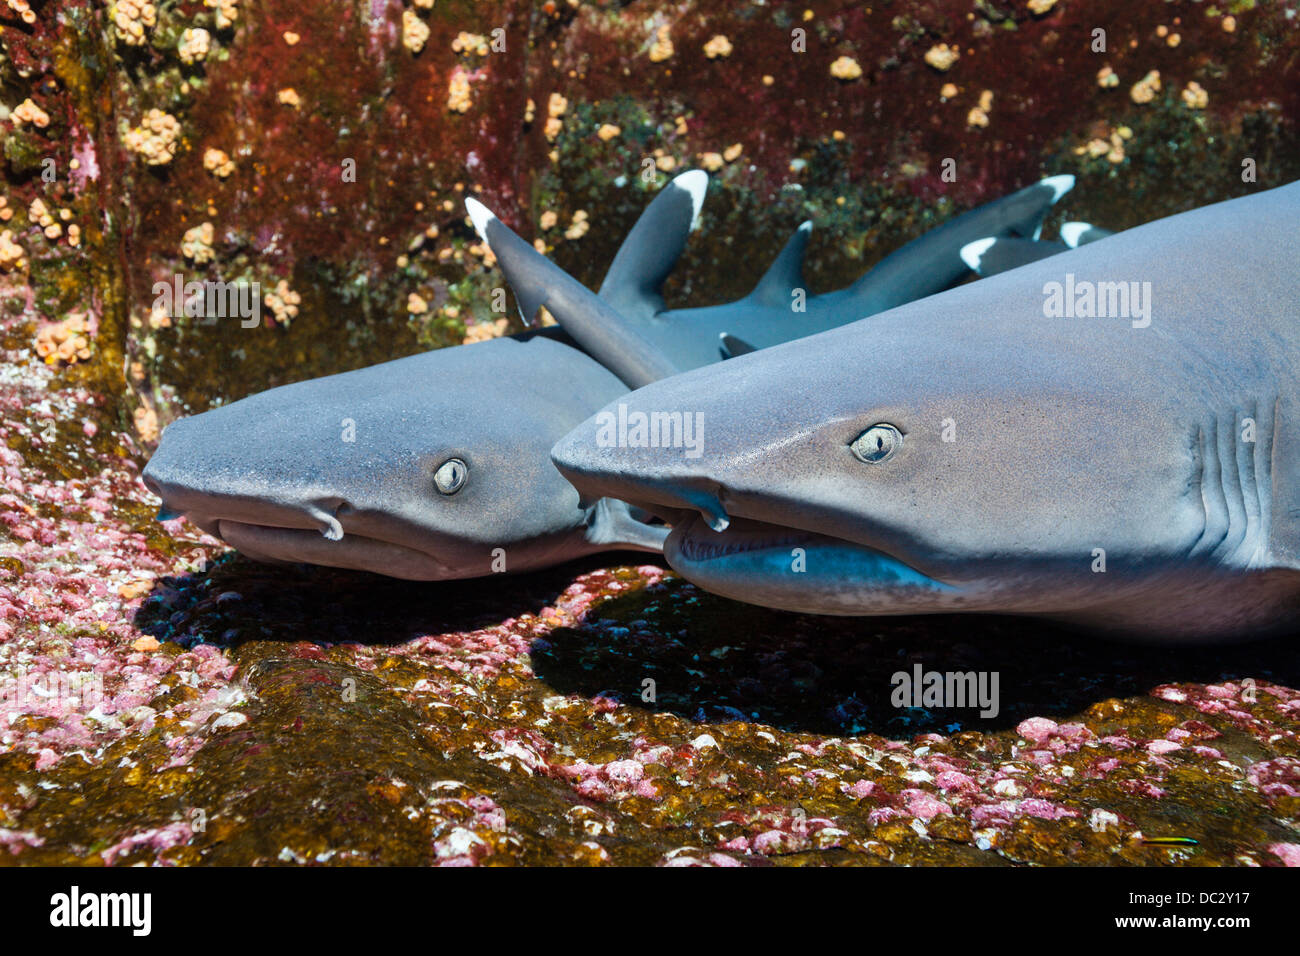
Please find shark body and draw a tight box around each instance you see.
[551,183,1300,641]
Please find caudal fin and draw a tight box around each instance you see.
[960,236,1068,277]
[1060,221,1116,248]
[840,174,1075,314]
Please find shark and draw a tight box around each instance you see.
[143,171,1075,581]
[549,183,1300,641]
[143,327,667,579]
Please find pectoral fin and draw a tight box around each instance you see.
[583,497,669,553]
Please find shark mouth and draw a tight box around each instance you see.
[664,512,960,615]
[212,519,453,580]
[143,473,457,580]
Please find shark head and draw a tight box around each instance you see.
[550,191,1300,641]
[143,332,637,580]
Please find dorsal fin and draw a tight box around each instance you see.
[466,199,679,388]
[596,169,708,321]
[746,221,812,309]
[719,332,757,359]
[1060,221,1116,248]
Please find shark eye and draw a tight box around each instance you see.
[850,424,901,463]
[434,458,468,495]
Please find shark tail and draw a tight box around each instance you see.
[835,174,1076,315]
[960,236,1069,277]
[1060,221,1116,248]
[466,199,680,389]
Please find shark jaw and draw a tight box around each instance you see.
[211,518,457,581]
[143,473,467,580]
[664,513,965,616]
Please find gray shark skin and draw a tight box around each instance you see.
[144,172,1072,581]
[551,183,1300,642]
[471,175,1075,384]
[143,329,667,580]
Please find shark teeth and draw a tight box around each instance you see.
[677,530,808,562]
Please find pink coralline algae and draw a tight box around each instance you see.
[1270,843,1300,867]
[100,821,193,866]
[1247,758,1300,801]
[0,311,242,782]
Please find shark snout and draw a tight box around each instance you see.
[551,413,734,532]
[143,446,352,542]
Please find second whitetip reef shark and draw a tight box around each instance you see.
[143,171,1075,580]
[551,182,1300,642]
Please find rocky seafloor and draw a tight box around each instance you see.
[1,299,1298,866]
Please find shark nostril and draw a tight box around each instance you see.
[679,487,729,533]
[303,503,345,541]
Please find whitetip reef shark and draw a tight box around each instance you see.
[550,183,1300,641]
[143,171,1075,581]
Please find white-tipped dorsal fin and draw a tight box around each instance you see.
[1060,221,1116,247]
[465,197,495,243]
[1042,174,1075,204]
[597,169,709,322]
[960,237,997,272]
[1059,221,1089,248]
[674,169,708,224]
[748,221,812,308]
[1030,174,1075,239]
